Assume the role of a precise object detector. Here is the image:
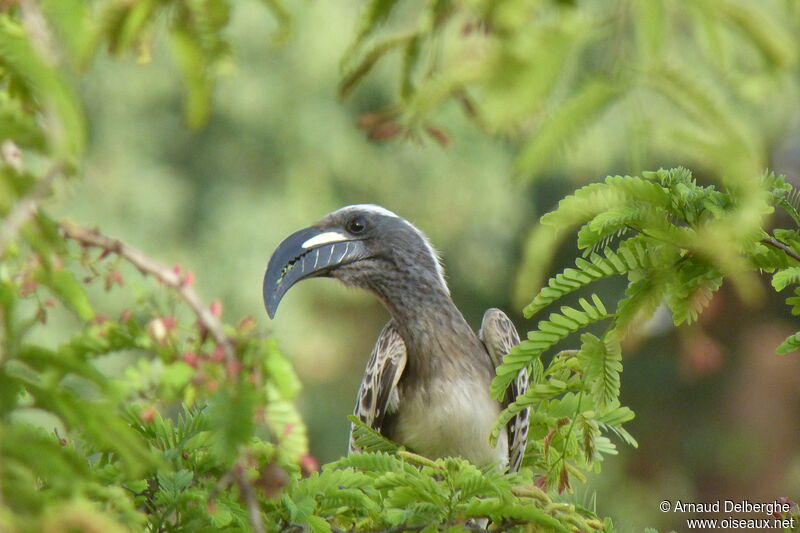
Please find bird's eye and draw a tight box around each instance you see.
[347,216,367,234]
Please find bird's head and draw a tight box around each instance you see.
[263,204,447,318]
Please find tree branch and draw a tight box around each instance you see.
[761,236,800,264]
[58,221,236,363]
[234,463,266,533]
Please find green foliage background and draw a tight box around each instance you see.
[2,0,800,531]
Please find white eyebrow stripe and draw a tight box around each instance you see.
[333,204,398,218]
[302,231,349,249]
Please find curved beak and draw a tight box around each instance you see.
[263,227,368,318]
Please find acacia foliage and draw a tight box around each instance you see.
[1,2,303,531]
[493,168,800,499]
[342,0,798,182]
[2,2,800,533]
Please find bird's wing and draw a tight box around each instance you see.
[479,308,529,473]
[349,321,407,454]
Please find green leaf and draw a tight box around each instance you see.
[209,384,257,464]
[578,332,622,410]
[161,362,194,393]
[340,33,415,98]
[37,268,94,321]
[776,331,800,355]
[772,267,800,292]
[263,340,301,398]
[348,415,402,454]
[305,515,332,533]
[494,295,611,399]
[169,25,212,129]
[40,0,93,65]
[0,93,47,150]
[524,240,661,317]
[0,16,86,158]
[516,79,620,178]
[265,389,309,461]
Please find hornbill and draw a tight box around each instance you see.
[263,205,529,471]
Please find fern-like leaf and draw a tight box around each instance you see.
[578,332,622,410]
[524,240,661,318]
[493,295,611,399]
[771,267,800,292]
[347,415,402,454]
[776,331,800,355]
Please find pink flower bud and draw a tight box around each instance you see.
[139,406,157,423]
[212,345,226,363]
[182,352,199,368]
[210,300,223,317]
[299,454,319,475]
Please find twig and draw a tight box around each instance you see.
[762,236,800,264]
[234,464,266,533]
[58,222,236,363]
[0,164,62,254]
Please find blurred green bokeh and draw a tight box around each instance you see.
[50,0,800,530]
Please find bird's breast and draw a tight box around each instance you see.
[390,375,508,468]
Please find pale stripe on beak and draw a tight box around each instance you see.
[301,231,349,249]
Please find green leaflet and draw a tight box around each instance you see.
[777,332,800,355]
[169,25,212,129]
[265,390,309,462]
[0,94,47,150]
[772,267,800,292]
[36,268,94,321]
[515,79,621,178]
[493,294,611,400]
[0,15,86,159]
[524,240,663,317]
[208,384,257,464]
[578,332,622,411]
[347,415,402,454]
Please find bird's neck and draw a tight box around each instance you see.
[372,274,489,381]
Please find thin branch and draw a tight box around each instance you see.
[234,463,265,533]
[58,221,236,363]
[761,236,800,264]
[0,164,62,254]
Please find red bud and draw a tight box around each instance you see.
[182,352,199,368]
[212,345,226,363]
[139,406,157,423]
[299,454,319,476]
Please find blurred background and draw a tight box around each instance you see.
[50,0,800,530]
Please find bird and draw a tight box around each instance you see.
[262,204,529,471]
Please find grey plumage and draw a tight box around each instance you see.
[263,204,529,471]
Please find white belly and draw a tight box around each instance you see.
[393,376,508,468]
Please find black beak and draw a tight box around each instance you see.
[263,226,368,318]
